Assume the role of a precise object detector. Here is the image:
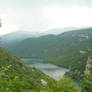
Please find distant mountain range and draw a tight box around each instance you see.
[0,27,82,45]
[0,31,46,45]
[45,27,79,35]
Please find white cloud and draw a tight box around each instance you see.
[0,0,92,35]
[43,6,92,28]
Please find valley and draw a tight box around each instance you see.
[1,27,92,79]
[0,27,92,92]
[22,58,68,80]
[0,0,92,91]
[0,47,80,92]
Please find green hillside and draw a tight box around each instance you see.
[4,28,92,79]
[0,47,81,92]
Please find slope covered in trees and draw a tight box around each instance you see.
[0,47,81,92]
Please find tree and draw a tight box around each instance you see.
[80,74,92,92]
[57,76,80,92]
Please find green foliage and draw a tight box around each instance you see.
[57,77,80,92]
[80,74,92,92]
[0,47,80,92]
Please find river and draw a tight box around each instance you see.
[21,58,68,80]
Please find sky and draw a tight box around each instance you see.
[0,0,92,35]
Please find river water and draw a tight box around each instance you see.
[21,58,68,80]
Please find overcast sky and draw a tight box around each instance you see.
[0,0,92,35]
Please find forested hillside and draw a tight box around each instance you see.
[3,28,92,79]
[0,47,81,92]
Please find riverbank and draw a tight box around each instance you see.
[21,58,68,80]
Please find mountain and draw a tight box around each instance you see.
[3,27,92,79]
[0,31,47,47]
[0,27,80,49]
[0,27,80,46]
[45,27,78,35]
